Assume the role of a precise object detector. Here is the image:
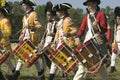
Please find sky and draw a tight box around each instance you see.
[7,0,120,11]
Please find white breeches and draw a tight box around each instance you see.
[111,45,120,67]
[73,63,108,80]
[15,59,42,72]
[49,62,57,74]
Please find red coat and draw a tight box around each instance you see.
[107,27,111,43]
[77,11,107,37]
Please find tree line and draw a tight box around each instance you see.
[8,1,115,41]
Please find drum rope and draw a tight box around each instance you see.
[75,41,100,70]
[82,54,107,79]
[62,44,73,79]
[82,43,96,66]
[86,54,107,74]
[91,38,101,55]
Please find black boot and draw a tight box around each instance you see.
[14,71,20,80]
[48,74,55,80]
[12,68,15,73]
[110,66,116,73]
[38,69,45,80]
[0,71,6,80]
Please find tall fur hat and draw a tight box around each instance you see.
[114,6,120,18]
[45,1,56,16]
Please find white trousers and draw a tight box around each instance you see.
[49,41,62,74]
[49,62,57,74]
[15,59,42,72]
[111,44,120,67]
[73,63,108,80]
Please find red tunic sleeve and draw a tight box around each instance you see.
[106,27,111,43]
[96,11,107,33]
[77,15,87,36]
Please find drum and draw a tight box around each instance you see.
[73,37,108,73]
[42,44,54,56]
[0,45,10,65]
[43,43,78,74]
[13,39,41,68]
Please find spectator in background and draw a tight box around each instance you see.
[110,6,120,73]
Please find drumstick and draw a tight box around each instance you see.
[37,30,46,50]
[14,29,22,37]
[92,15,101,32]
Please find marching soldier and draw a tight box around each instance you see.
[43,1,57,48]
[74,0,109,80]
[49,3,77,80]
[0,0,15,79]
[110,6,120,73]
[38,1,57,78]
[41,1,57,68]
[8,0,44,80]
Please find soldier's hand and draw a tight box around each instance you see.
[48,33,55,37]
[51,42,56,50]
[112,42,118,53]
[92,20,100,31]
[30,27,36,32]
[63,32,71,37]
[75,38,81,46]
[19,35,23,42]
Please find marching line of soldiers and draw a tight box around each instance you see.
[0,0,120,80]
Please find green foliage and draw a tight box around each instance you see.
[8,1,24,39]
[69,8,84,29]
[101,6,115,42]
[35,4,46,27]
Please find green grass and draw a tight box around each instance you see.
[1,43,120,80]
[1,56,120,80]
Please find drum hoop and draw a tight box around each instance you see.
[87,54,107,73]
[13,39,27,53]
[73,39,92,54]
[43,43,51,51]
[49,43,64,59]
[65,60,79,73]
[0,52,10,65]
[27,54,41,67]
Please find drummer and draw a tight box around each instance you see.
[49,3,77,80]
[0,1,15,79]
[39,1,57,78]
[8,0,44,80]
[74,0,108,80]
[110,6,120,73]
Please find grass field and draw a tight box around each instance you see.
[1,43,120,80]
